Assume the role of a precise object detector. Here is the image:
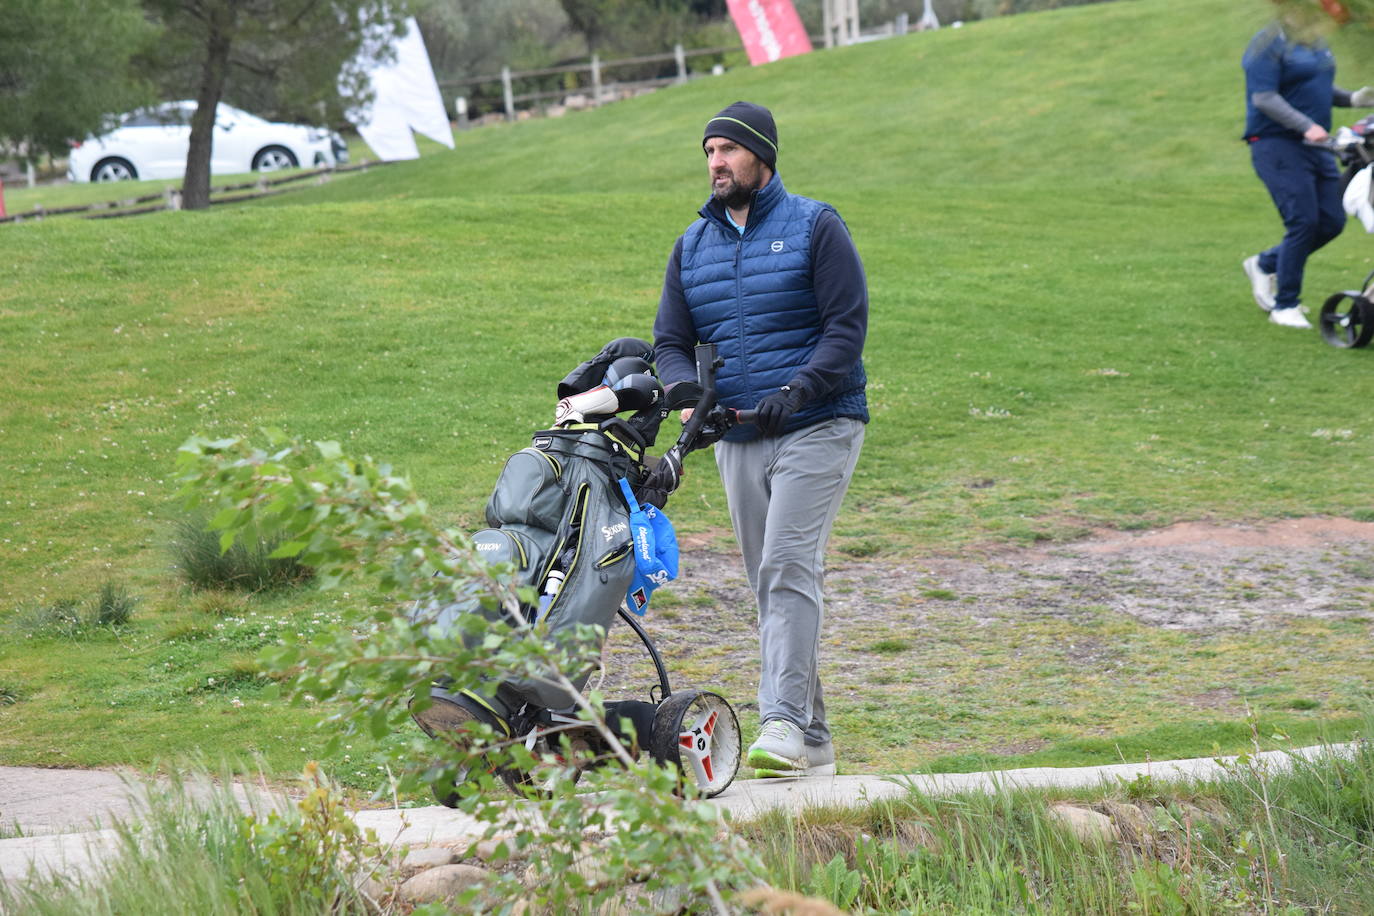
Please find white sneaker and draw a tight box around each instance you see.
[1269,307,1312,329]
[1243,255,1276,312]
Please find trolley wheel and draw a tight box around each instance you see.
[649,689,741,798]
[499,727,595,797]
[409,689,507,807]
[430,753,501,808]
[1319,291,1374,348]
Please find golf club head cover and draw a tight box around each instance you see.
[663,380,703,410]
[609,372,664,412]
[754,384,807,436]
[554,385,620,426]
[557,337,654,399]
[603,356,654,389]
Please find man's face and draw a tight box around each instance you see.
[704,137,770,209]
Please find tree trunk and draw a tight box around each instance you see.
[182,7,236,211]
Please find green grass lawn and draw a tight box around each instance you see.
[2,0,1372,788]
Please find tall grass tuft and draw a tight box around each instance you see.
[93,581,137,627]
[7,582,137,639]
[0,764,386,916]
[10,597,86,639]
[1209,733,1374,912]
[745,720,1374,914]
[171,515,313,593]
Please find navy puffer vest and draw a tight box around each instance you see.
[679,174,867,441]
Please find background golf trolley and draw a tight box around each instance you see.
[1318,114,1374,348]
[409,340,754,804]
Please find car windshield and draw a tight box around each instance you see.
[121,106,190,128]
[215,104,268,126]
[117,102,273,131]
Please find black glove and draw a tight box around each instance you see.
[684,404,731,452]
[636,448,684,508]
[753,385,806,436]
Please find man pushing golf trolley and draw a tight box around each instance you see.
[1316,113,1374,347]
[406,337,756,804]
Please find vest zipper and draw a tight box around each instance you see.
[734,237,752,401]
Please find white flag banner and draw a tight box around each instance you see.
[349,16,453,161]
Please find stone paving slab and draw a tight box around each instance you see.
[0,767,153,837]
[0,829,123,885]
[1,744,1354,888]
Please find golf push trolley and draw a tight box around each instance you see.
[1316,113,1374,348]
[407,339,754,804]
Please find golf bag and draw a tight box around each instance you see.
[410,339,747,802]
[409,337,669,714]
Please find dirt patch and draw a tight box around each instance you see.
[600,517,1374,705]
[1077,518,1374,553]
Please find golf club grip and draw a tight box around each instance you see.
[733,409,757,424]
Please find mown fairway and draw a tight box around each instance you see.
[2,0,1372,785]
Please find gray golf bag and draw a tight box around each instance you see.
[410,338,747,803]
[412,424,640,712]
[409,337,665,718]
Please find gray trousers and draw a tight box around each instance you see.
[715,417,864,746]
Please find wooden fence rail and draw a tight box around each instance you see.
[0,159,390,225]
[440,43,743,124]
[439,20,911,125]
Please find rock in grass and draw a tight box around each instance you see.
[401,845,459,871]
[399,863,493,905]
[1102,801,1154,849]
[1047,803,1119,844]
[473,832,525,862]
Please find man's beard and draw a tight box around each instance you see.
[713,178,755,209]
[712,164,762,209]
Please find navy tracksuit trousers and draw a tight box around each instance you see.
[1250,136,1346,310]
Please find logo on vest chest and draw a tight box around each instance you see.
[770,240,785,252]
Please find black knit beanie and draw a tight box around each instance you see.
[703,101,778,169]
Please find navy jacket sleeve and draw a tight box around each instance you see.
[793,208,868,399]
[652,235,698,386]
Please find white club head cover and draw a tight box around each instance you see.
[554,385,621,426]
[1343,163,1374,233]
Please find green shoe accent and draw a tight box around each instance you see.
[747,748,797,771]
[754,767,803,779]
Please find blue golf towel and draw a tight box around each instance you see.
[618,478,679,614]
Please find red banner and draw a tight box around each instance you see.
[726,0,812,66]
[1318,0,1350,23]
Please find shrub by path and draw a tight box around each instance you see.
[0,741,1358,887]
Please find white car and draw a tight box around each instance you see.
[67,101,349,183]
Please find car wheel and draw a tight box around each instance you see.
[252,146,298,172]
[91,158,137,182]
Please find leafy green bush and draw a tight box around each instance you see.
[177,432,766,912]
[171,514,313,593]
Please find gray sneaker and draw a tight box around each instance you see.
[749,720,837,777]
